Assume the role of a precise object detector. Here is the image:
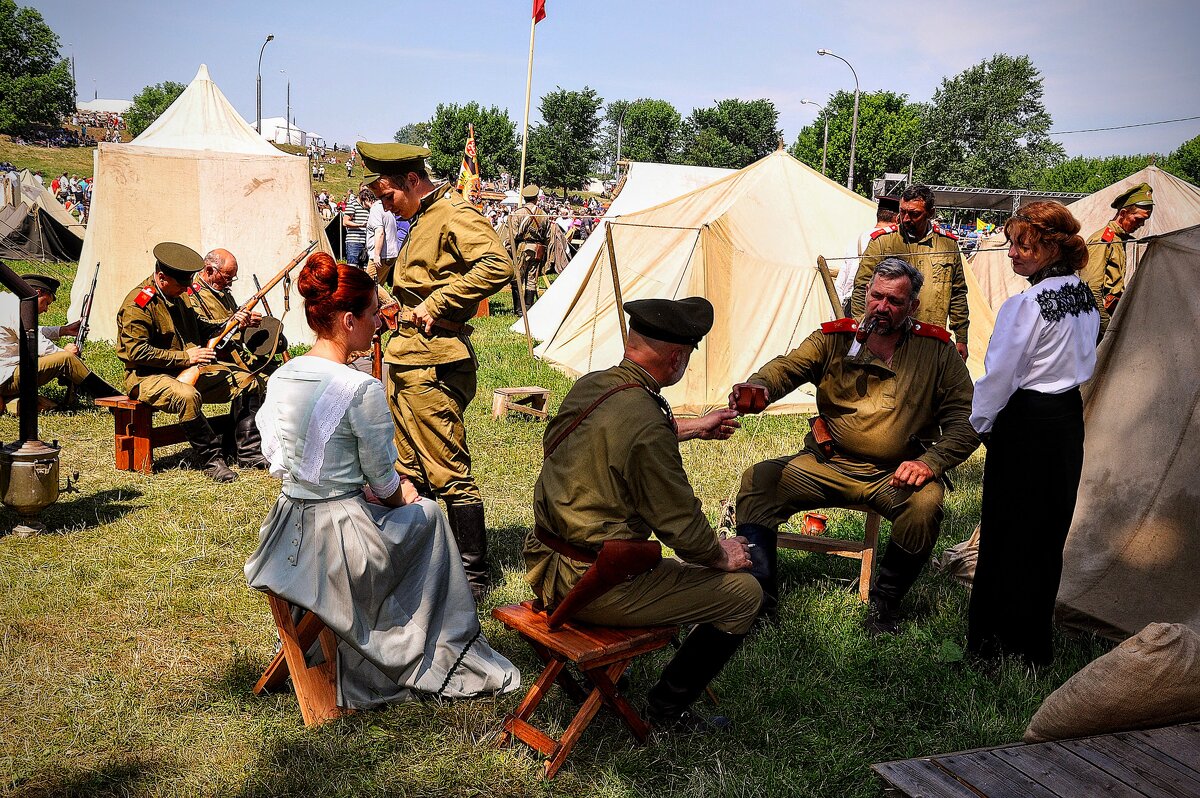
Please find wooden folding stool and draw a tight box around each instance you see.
[253,592,348,727]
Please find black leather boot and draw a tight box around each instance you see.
[180,417,237,483]
[864,539,934,636]
[524,289,538,312]
[232,391,269,469]
[737,523,778,624]
[446,502,490,602]
[78,373,121,399]
[510,282,523,317]
[647,623,746,732]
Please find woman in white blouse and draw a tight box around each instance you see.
[244,252,518,708]
[967,201,1099,666]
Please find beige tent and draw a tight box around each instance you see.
[970,166,1200,313]
[0,169,84,261]
[1056,223,1200,638]
[68,64,330,346]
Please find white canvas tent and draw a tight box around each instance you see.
[256,117,310,147]
[1056,223,1200,638]
[970,166,1200,313]
[68,65,331,346]
[0,169,84,261]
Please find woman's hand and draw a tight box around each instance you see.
[399,476,420,505]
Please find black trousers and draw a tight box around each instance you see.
[968,388,1084,666]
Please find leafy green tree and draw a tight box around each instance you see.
[680,98,780,169]
[124,81,186,138]
[393,121,431,147]
[1035,154,1161,193]
[0,0,75,134]
[601,98,682,168]
[1165,134,1200,185]
[790,90,925,195]
[922,54,1065,188]
[525,86,603,194]
[426,103,519,180]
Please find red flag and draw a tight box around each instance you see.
[533,0,546,23]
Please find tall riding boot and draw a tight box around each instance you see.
[864,539,935,636]
[232,392,269,469]
[77,373,121,400]
[524,289,538,313]
[647,623,747,731]
[737,522,779,624]
[510,282,524,318]
[446,502,490,602]
[180,417,237,483]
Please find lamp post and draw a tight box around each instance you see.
[615,101,637,178]
[801,99,831,177]
[256,33,274,134]
[280,70,290,146]
[908,139,934,184]
[817,49,859,192]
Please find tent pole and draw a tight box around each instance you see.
[509,214,535,358]
[604,224,628,347]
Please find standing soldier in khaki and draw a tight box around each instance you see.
[116,242,267,482]
[734,258,978,634]
[506,184,548,317]
[852,184,970,360]
[526,297,760,729]
[357,141,515,600]
[1081,182,1153,338]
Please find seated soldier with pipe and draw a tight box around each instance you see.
[0,273,120,410]
[732,258,979,635]
[524,297,761,731]
[116,242,265,483]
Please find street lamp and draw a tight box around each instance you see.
[908,139,934,184]
[280,70,290,146]
[801,99,831,177]
[615,101,638,177]
[256,34,274,134]
[817,49,859,192]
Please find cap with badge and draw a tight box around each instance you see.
[1111,182,1154,210]
[624,296,714,349]
[521,184,540,201]
[153,242,204,280]
[21,274,60,297]
[876,194,901,213]
[356,141,431,182]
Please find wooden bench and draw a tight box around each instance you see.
[94,395,230,474]
[873,721,1200,797]
[492,601,677,779]
[777,507,882,603]
[491,387,550,420]
[252,592,348,728]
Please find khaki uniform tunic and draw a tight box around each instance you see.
[851,225,970,346]
[507,202,548,292]
[1080,220,1131,338]
[736,320,979,553]
[525,359,762,636]
[382,182,514,504]
[115,277,256,422]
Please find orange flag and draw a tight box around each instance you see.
[533,0,546,23]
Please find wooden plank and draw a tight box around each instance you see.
[506,717,558,757]
[1062,736,1200,798]
[871,759,981,798]
[1102,734,1200,783]
[777,533,870,554]
[1125,726,1200,779]
[995,741,1147,798]
[933,751,1061,798]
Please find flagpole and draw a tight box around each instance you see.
[517,14,536,193]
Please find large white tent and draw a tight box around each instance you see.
[68,64,331,346]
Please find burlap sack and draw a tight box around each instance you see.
[1024,622,1200,743]
[934,524,980,586]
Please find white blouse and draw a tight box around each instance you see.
[256,356,401,500]
[971,275,1099,434]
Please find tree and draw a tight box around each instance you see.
[426,103,519,180]
[921,54,1065,189]
[1035,153,1161,193]
[601,98,682,170]
[393,121,431,147]
[680,98,780,169]
[124,81,186,138]
[0,0,74,134]
[525,86,603,194]
[790,90,925,195]
[1166,134,1200,185]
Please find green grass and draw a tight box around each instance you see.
[0,261,1112,797]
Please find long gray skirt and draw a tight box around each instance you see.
[245,494,519,709]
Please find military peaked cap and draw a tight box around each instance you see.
[625,297,714,349]
[153,242,204,277]
[521,184,540,200]
[1111,182,1154,210]
[356,141,431,178]
[21,273,60,296]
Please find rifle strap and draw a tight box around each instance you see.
[543,382,641,459]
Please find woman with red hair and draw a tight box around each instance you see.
[244,252,518,707]
[968,201,1099,666]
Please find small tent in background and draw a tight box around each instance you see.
[68,64,331,346]
[1057,223,1200,639]
[0,169,84,261]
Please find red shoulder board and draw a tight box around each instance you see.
[933,224,958,241]
[134,286,156,308]
[185,286,194,295]
[1101,226,1115,243]
[910,321,951,343]
[869,224,898,241]
[820,317,859,334]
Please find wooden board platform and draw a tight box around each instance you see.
[873,722,1200,797]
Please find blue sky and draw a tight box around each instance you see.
[35,0,1200,161]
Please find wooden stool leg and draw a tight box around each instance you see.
[587,658,650,742]
[264,595,343,727]
[131,403,154,474]
[858,512,882,603]
[499,657,568,750]
[254,609,330,694]
[544,670,611,779]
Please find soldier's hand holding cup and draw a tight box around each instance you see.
[729,383,769,415]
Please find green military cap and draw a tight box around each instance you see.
[152,242,204,278]
[356,141,430,178]
[362,171,380,184]
[1111,181,1154,210]
[20,273,60,296]
[624,296,714,349]
[521,184,540,200]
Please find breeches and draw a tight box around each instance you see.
[517,250,543,291]
[0,350,90,395]
[132,364,257,422]
[385,358,480,505]
[736,449,944,554]
[573,558,763,636]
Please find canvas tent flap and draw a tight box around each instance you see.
[1056,224,1200,639]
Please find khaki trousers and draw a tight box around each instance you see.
[737,449,944,554]
[385,358,481,505]
[0,350,91,396]
[517,248,543,292]
[131,364,257,422]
